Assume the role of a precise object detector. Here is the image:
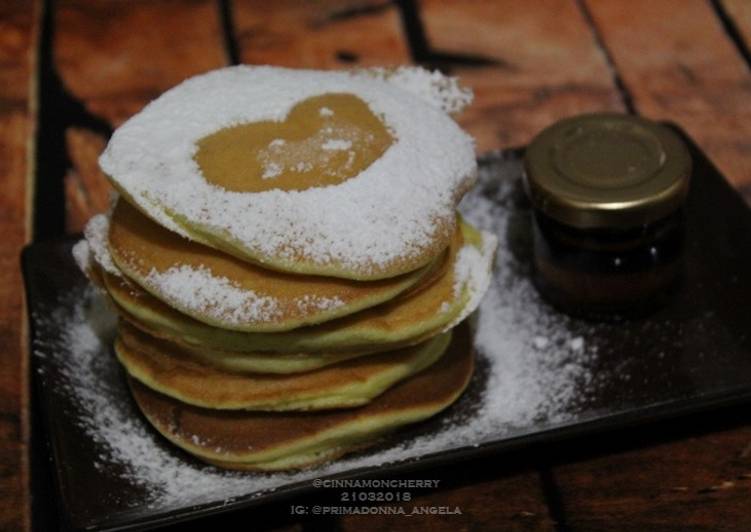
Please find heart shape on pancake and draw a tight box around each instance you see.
[100,66,476,280]
[195,93,393,193]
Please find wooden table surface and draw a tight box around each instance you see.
[3,1,751,530]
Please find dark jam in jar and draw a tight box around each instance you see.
[523,113,691,319]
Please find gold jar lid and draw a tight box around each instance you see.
[523,113,691,229]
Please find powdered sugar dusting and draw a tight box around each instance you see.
[256,123,371,182]
[453,245,484,298]
[261,162,282,180]
[356,66,474,115]
[140,263,346,327]
[321,139,352,151]
[144,264,282,326]
[99,66,476,276]
[295,294,346,313]
[41,154,600,512]
[445,231,497,331]
[72,240,92,275]
[83,215,121,277]
[33,294,259,506]
[459,155,597,426]
[82,211,348,328]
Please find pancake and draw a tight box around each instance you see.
[116,323,451,411]
[128,322,474,471]
[194,93,393,193]
[101,66,476,280]
[100,219,494,354]
[108,199,441,333]
[116,320,378,375]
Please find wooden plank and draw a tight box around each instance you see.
[55,0,228,126]
[339,465,556,531]
[583,0,751,190]
[553,423,751,530]
[721,0,751,50]
[419,0,624,152]
[722,1,751,185]
[54,0,228,231]
[232,0,410,68]
[64,128,110,233]
[0,0,40,530]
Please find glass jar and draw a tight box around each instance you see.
[523,113,691,318]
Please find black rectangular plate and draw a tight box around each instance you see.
[23,126,751,531]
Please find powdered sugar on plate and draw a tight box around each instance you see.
[32,154,600,512]
[99,66,476,278]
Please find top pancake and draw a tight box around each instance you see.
[108,199,440,332]
[100,66,477,280]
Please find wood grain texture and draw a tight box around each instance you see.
[338,464,555,531]
[419,0,624,152]
[0,1,39,530]
[721,0,751,48]
[233,0,410,68]
[723,0,751,196]
[64,128,110,233]
[553,424,751,531]
[583,0,751,190]
[53,0,228,230]
[54,0,228,126]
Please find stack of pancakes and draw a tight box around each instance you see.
[74,66,496,471]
